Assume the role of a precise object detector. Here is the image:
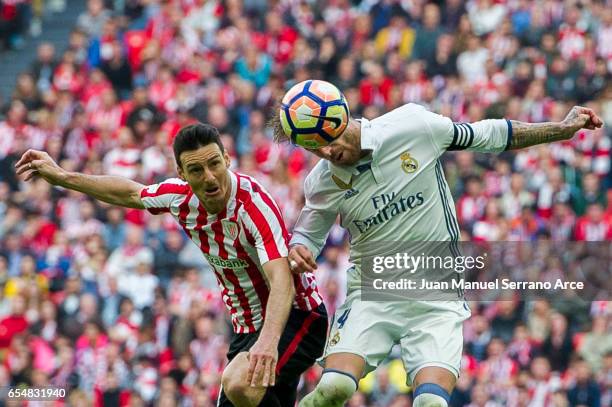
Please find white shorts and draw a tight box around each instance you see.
[321,289,471,384]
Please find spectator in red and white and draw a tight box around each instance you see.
[507,323,537,370]
[596,8,612,62]
[103,127,142,180]
[52,51,84,94]
[0,295,28,348]
[478,339,518,402]
[598,351,612,406]
[181,0,221,50]
[104,224,153,278]
[167,268,219,318]
[141,130,171,183]
[0,100,30,160]
[527,356,561,407]
[314,245,349,315]
[537,167,571,219]
[400,61,430,105]
[65,199,104,240]
[466,383,501,407]
[89,88,124,136]
[148,65,177,114]
[457,175,487,228]
[574,203,611,241]
[501,173,535,220]
[473,200,506,241]
[75,319,109,394]
[359,62,394,107]
[573,127,611,177]
[189,313,225,374]
[549,202,576,241]
[558,5,587,61]
[109,297,140,349]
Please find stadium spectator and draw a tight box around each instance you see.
[0,0,610,405]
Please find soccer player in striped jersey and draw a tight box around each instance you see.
[271,101,602,407]
[16,123,327,407]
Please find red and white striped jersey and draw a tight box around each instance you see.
[140,171,322,333]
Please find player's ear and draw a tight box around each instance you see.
[223,151,231,168]
[177,164,185,181]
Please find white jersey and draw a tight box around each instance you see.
[291,103,511,289]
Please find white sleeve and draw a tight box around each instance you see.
[424,110,512,154]
[290,175,337,258]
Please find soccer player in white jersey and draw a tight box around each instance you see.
[271,90,603,407]
[16,123,327,407]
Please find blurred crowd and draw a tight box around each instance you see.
[0,0,611,406]
[0,0,67,49]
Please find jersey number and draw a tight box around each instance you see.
[337,308,351,329]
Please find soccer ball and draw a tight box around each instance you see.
[279,80,350,149]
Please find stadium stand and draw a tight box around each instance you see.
[0,0,610,406]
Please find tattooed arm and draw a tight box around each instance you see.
[507,106,604,150]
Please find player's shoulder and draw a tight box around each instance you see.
[303,160,337,196]
[372,103,427,123]
[375,103,449,125]
[142,178,191,196]
[234,172,273,204]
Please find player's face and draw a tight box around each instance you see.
[178,144,231,214]
[308,120,363,166]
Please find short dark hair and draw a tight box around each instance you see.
[173,123,224,167]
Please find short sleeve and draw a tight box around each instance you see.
[139,178,191,215]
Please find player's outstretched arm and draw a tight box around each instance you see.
[247,258,295,388]
[507,105,604,150]
[15,149,146,209]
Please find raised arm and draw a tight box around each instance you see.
[15,149,145,209]
[506,106,604,150]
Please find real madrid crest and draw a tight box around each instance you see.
[329,331,341,347]
[221,220,239,240]
[400,151,418,174]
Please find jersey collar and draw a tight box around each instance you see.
[329,118,384,185]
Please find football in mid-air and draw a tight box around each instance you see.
[279,80,350,149]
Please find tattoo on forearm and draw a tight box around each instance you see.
[508,120,571,150]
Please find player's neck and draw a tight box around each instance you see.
[346,120,360,147]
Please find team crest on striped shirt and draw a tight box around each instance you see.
[222,220,240,240]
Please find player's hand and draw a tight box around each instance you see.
[247,337,278,387]
[15,149,65,184]
[288,245,317,274]
[562,106,604,136]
